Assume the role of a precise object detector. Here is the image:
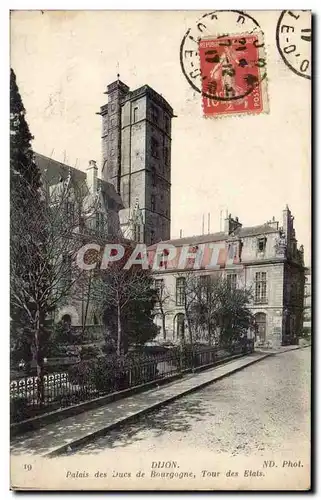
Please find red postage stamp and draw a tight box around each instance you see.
[199,33,269,117]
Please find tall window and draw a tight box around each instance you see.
[65,199,75,221]
[151,137,159,158]
[227,273,237,290]
[157,248,169,269]
[133,107,138,123]
[154,279,164,294]
[96,212,105,235]
[200,275,210,300]
[176,277,186,306]
[150,229,155,244]
[255,272,267,303]
[122,181,130,207]
[62,254,72,288]
[133,224,141,243]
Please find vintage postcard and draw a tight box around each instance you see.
[10,10,311,491]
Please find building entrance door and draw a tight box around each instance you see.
[255,313,266,343]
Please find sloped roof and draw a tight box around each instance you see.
[148,224,279,250]
[35,152,124,210]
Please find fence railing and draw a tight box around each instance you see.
[10,339,254,423]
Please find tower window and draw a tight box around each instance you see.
[151,104,159,124]
[150,229,155,244]
[110,118,115,128]
[152,167,157,187]
[164,146,169,166]
[121,181,130,207]
[151,194,156,211]
[164,115,170,133]
[134,224,141,243]
[151,137,159,158]
[133,107,139,123]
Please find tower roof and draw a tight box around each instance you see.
[104,79,130,95]
[122,84,174,115]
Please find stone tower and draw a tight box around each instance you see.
[99,79,130,192]
[99,79,173,245]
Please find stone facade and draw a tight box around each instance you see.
[98,79,173,246]
[303,267,311,333]
[149,207,305,347]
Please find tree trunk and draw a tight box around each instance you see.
[185,309,196,369]
[161,312,166,340]
[185,310,194,347]
[34,309,44,404]
[116,300,122,357]
[207,317,212,346]
[82,272,93,336]
[179,325,185,372]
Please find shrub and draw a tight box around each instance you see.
[10,397,29,423]
[80,345,102,360]
[68,353,159,394]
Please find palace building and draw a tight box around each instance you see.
[149,209,306,347]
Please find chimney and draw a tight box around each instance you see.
[86,160,98,194]
[224,214,242,235]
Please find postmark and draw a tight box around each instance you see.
[276,10,311,80]
[180,10,269,117]
[199,33,268,117]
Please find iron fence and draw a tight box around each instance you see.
[10,340,254,423]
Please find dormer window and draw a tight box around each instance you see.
[257,237,266,253]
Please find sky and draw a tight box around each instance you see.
[10,10,311,263]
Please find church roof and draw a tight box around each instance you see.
[34,152,124,210]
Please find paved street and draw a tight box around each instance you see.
[74,348,310,457]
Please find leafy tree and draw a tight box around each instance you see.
[10,71,98,400]
[184,273,254,347]
[11,170,99,399]
[94,249,159,355]
[10,68,46,374]
[10,68,41,187]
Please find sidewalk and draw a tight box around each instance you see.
[256,343,311,355]
[10,352,269,458]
